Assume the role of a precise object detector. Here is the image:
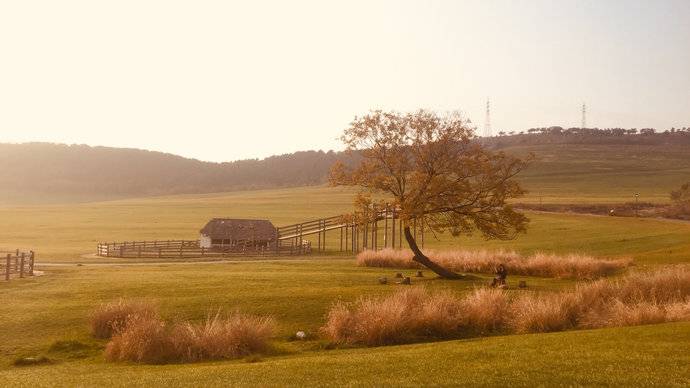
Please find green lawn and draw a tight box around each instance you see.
[2,322,688,387]
[0,186,689,386]
[1,260,688,387]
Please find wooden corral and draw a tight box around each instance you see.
[1,249,35,281]
[276,205,424,253]
[97,205,424,259]
[97,239,311,258]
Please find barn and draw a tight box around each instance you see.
[199,218,278,249]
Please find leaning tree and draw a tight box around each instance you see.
[330,110,530,279]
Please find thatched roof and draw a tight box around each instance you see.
[200,218,277,241]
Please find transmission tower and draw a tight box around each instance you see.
[483,98,492,137]
[581,102,587,129]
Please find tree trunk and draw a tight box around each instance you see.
[403,226,463,279]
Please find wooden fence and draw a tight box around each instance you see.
[1,250,35,281]
[97,239,311,259]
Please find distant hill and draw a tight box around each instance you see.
[1,131,688,204]
[0,143,356,204]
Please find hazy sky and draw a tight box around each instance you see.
[1,1,688,162]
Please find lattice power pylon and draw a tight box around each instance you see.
[483,98,491,137]
[581,102,587,129]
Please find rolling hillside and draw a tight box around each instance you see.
[1,132,689,204]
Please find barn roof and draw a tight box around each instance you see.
[200,218,277,241]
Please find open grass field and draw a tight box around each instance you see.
[1,184,689,386]
[0,259,688,386]
[1,185,690,264]
[506,143,690,204]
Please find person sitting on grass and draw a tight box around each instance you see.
[491,264,507,288]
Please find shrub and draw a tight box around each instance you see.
[357,248,631,279]
[105,315,172,364]
[90,299,158,339]
[322,287,507,346]
[104,309,275,364]
[322,267,690,346]
[170,312,275,362]
[461,288,509,333]
[508,293,579,333]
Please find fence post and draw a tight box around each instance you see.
[29,251,34,275]
[19,253,25,278]
[5,254,10,281]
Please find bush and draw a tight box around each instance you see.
[322,287,507,346]
[170,312,275,362]
[104,309,275,364]
[357,248,631,279]
[322,267,690,346]
[509,293,579,333]
[90,299,158,339]
[105,315,171,364]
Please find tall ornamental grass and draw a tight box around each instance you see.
[323,268,690,346]
[357,248,631,279]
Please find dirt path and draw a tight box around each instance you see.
[524,209,690,225]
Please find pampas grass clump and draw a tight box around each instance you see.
[322,267,690,346]
[170,312,275,362]
[105,315,171,363]
[90,299,159,339]
[357,248,631,279]
[98,305,275,364]
[322,287,509,346]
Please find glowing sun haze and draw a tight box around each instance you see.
[1,0,688,162]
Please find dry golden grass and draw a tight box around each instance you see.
[357,248,631,279]
[103,308,274,364]
[105,315,171,363]
[509,293,579,333]
[322,268,690,346]
[321,287,508,346]
[90,299,159,339]
[170,311,274,362]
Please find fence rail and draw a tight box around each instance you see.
[97,240,311,258]
[1,250,35,281]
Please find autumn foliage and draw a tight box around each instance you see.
[331,110,530,278]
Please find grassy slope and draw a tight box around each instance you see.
[0,180,689,385]
[2,323,688,387]
[1,261,688,387]
[0,261,571,360]
[506,143,690,203]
